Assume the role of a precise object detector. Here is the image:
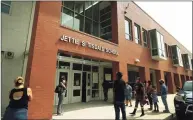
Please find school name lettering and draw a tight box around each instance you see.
[60,35,119,56]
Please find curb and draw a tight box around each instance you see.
[164,113,176,120]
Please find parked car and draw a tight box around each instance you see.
[174,80,193,120]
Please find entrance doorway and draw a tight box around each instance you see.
[82,72,91,102]
[72,71,82,103]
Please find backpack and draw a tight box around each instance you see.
[55,85,64,93]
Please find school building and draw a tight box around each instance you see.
[1,1,193,119]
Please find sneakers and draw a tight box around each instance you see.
[163,110,170,113]
[140,113,145,117]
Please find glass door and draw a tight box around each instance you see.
[71,71,82,103]
[54,70,69,105]
[86,72,91,102]
[91,72,99,100]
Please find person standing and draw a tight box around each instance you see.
[113,72,127,120]
[130,77,145,117]
[159,79,170,113]
[147,81,153,110]
[125,82,132,107]
[152,86,159,112]
[55,76,66,115]
[102,80,109,101]
[3,76,33,120]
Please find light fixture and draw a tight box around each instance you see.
[135,58,140,63]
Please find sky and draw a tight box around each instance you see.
[135,1,192,53]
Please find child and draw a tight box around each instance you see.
[152,86,159,112]
[125,82,132,107]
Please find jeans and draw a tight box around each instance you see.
[161,95,169,111]
[3,107,27,120]
[114,101,126,120]
[147,94,153,106]
[134,99,144,109]
[57,93,65,114]
[103,90,108,101]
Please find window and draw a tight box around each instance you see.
[134,23,141,44]
[168,46,172,58]
[156,31,166,57]
[164,43,168,57]
[177,46,183,66]
[142,28,148,47]
[61,1,112,41]
[125,18,132,40]
[1,1,11,14]
[100,2,112,41]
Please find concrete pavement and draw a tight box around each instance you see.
[52,94,176,119]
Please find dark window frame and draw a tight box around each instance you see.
[125,17,133,41]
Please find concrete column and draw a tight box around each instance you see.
[155,70,164,93]
[167,72,175,94]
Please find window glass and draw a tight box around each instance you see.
[74,1,84,15]
[142,29,148,47]
[150,31,157,48]
[125,20,129,34]
[73,63,82,71]
[85,18,92,34]
[61,1,111,41]
[83,65,91,71]
[92,2,99,22]
[62,1,74,10]
[2,1,11,5]
[1,1,11,14]
[85,1,93,19]
[74,14,84,32]
[92,21,99,36]
[134,24,140,44]
[61,8,74,28]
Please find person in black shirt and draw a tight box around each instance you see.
[130,77,145,117]
[102,80,109,101]
[113,72,126,120]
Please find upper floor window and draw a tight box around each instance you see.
[1,1,11,14]
[156,31,166,57]
[142,28,148,47]
[164,43,168,57]
[134,23,141,44]
[168,46,172,58]
[125,18,132,40]
[61,1,112,41]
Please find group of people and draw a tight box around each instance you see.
[113,72,170,120]
[3,72,169,120]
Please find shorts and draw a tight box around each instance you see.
[125,95,132,100]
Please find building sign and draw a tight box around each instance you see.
[60,35,119,55]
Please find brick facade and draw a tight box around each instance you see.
[25,1,193,119]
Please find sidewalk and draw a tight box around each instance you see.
[52,94,175,120]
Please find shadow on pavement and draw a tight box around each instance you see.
[53,100,113,114]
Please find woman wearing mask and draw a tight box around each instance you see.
[3,76,33,120]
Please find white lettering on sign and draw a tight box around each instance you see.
[60,35,118,56]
